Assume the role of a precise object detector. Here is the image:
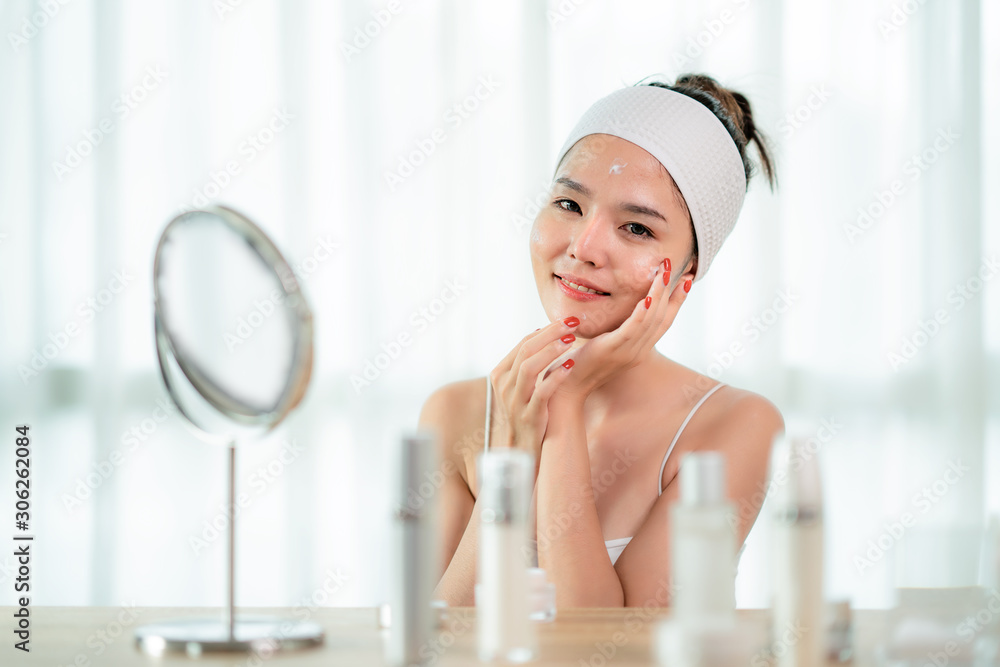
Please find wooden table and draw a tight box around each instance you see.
[5,606,886,666]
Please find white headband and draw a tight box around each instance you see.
[554,85,747,283]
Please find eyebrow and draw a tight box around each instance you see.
[554,177,669,225]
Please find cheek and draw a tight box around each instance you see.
[530,226,543,248]
[626,255,660,290]
[529,217,559,258]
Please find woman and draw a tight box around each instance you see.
[420,74,784,607]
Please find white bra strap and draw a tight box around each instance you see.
[484,377,491,453]
[657,382,725,497]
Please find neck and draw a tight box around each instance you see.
[579,344,667,415]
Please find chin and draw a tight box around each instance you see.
[546,299,630,336]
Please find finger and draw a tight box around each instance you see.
[533,352,576,400]
[514,332,578,404]
[641,257,670,318]
[494,316,573,379]
[649,271,691,343]
[607,258,668,355]
[507,315,581,381]
[494,331,534,379]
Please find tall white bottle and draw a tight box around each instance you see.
[476,449,536,663]
[771,435,824,667]
[387,431,440,667]
[671,452,737,620]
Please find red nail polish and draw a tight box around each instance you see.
[561,334,575,344]
[562,359,574,369]
[563,316,580,327]
[683,278,692,293]
[663,269,669,286]
[644,296,651,309]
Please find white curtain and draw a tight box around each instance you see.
[0,0,997,609]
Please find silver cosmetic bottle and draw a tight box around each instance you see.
[387,431,441,666]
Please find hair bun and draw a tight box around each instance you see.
[645,73,776,191]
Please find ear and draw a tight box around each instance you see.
[678,255,697,286]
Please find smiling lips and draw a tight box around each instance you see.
[554,274,610,301]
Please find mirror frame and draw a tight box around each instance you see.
[152,204,314,435]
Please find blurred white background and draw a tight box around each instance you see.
[0,0,998,610]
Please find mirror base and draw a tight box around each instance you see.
[134,616,324,656]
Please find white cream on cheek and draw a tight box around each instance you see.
[530,226,542,246]
[626,255,661,287]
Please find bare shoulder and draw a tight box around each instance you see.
[418,377,489,484]
[690,379,784,449]
[660,360,784,440]
[692,383,785,479]
[711,385,784,434]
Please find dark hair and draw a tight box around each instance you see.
[640,73,778,270]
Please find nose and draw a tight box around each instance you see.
[566,210,610,267]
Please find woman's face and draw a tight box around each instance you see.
[530,134,697,339]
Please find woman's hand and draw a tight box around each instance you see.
[488,317,582,468]
[554,258,691,404]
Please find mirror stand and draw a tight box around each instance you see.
[135,443,324,656]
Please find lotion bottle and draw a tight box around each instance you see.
[770,434,824,667]
[476,449,536,663]
[671,451,738,619]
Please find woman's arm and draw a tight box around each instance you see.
[418,383,480,605]
[432,490,483,606]
[535,393,626,607]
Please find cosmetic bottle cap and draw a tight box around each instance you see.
[680,452,726,506]
[477,449,534,524]
[769,434,823,521]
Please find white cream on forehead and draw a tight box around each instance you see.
[609,159,628,175]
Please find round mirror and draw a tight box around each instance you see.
[136,205,322,656]
[152,205,313,442]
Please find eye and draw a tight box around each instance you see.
[553,199,654,239]
[553,198,580,214]
[623,223,653,238]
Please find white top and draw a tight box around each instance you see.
[484,378,743,567]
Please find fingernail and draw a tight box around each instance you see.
[562,359,574,369]
[561,334,575,344]
[683,278,692,293]
[662,259,671,285]
[563,316,580,327]
[644,296,651,309]
[534,328,541,332]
